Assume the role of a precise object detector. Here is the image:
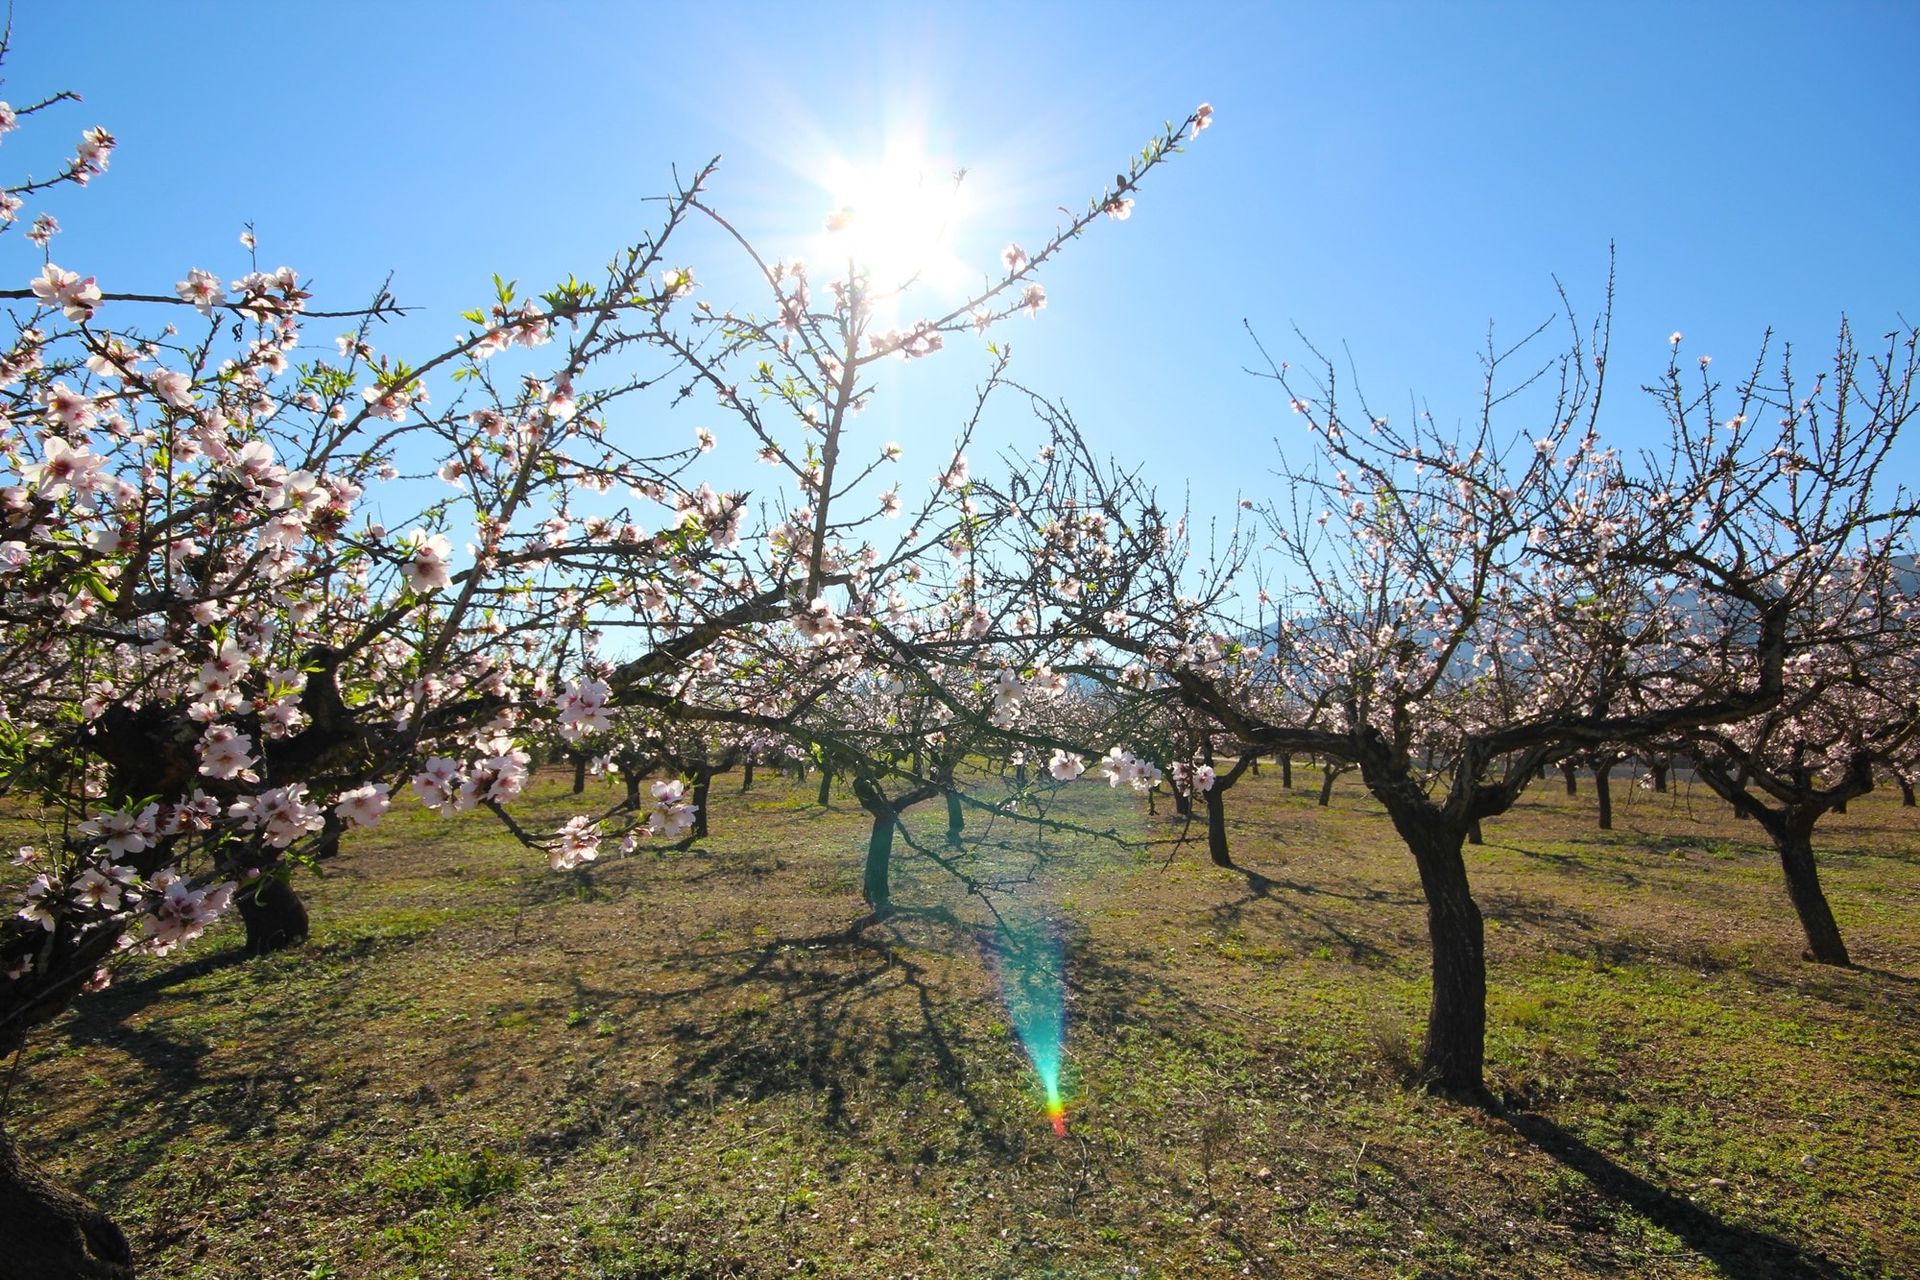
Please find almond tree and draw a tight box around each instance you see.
[1628,335,1920,967]
[0,42,1219,1268]
[1018,302,1918,1095]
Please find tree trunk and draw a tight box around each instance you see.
[0,1131,133,1280]
[571,755,588,794]
[624,769,642,809]
[1594,761,1613,831]
[1280,754,1292,789]
[944,789,965,846]
[1652,761,1669,794]
[1770,818,1850,965]
[1403,822,1486,1094]
[1466,817,1483,846]
[1204,785,1231,867]
[313,809,344,862]
[691,768,713,838]
[236,871,309,955]
[1901,778,1916,807]
[851,778,893,914]
[1318,766,1337,807]
[1249,757,1260,776]
[817,765,833,807]
[1560,762,1577,796]
[740,759,755,792]
[1172,787,1193,817]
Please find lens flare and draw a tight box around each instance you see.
[988,914,1070,1136]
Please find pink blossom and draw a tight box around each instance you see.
[196,724,258,782]
[175,269,226,314]
[794,596,846,643]
[30,263,102,321]
[334,783,391,828]
[549,815,602,870]
[554,680,613,742]
[400,530,454,594]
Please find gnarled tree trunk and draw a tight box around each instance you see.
[853,779,896,915]
[1317,765,1337,807]
[234,867,309,955]
[1364,758,1490,1096]
[1405,822,1486,1093]
[944,789,965,846]
[1203,784,1230,867]
[1766,813,1851,966]
[0,1130,133,1280]
[690,768,713,838]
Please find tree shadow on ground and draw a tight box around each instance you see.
[1483,838,1648,889]
[1199,863,1419,969]
[552,908,1029,1158]
[1497,1107,1851,1280]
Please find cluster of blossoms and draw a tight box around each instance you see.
[12,846,236,986]
[641,778,699,841]
[410,746,533,816]
[548,815,602,871]
[987,663,1069,726]
[554,679,614,742]
[1168,759,1218,798]
[1097,746,1165,793]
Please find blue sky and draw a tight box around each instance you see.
[7,2,1916,525]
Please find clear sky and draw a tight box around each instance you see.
[6,1,1916,526]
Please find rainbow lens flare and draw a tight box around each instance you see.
[990,914,1070,1136]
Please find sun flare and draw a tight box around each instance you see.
[819,144,972,299]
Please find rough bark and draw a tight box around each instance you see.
[235,871,309,955]
[859,804,894,913]
[1466,817,1483,846]
[1767,815,1851,965]
[1318,766,1337,807]
[740,759,755,792]
[1651,760,1669,793]
[691,768,713,839]
[816,765,833,807]
[1594,760,1614,831]
[1280,754,1292,789]
[1561,761,1578,796]
[1901,777,1916,807]
[944,789,965,846]
[0,1129,134,1280]
[1404,820,1486,1092]
[1204,784,1231,867]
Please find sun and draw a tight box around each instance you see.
[819,141,972,301]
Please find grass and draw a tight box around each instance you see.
[5,765,1918,1278]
